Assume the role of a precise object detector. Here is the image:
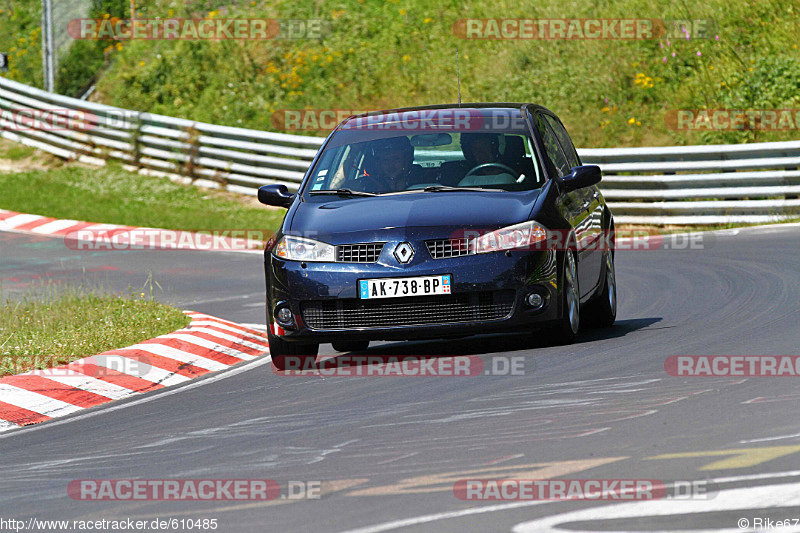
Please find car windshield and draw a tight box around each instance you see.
[303,109,544,196]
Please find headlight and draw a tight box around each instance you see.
[274,235,335,262]
[470,221,549,254]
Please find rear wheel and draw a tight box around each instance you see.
[332,340,370,352]
[268,331,319,371]
[583,250,617,328]
[549,251,580,344]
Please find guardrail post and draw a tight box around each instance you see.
[184,122,200,182]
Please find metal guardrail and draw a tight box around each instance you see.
[2,75,799,225]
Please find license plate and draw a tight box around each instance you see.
[359,274,452,299]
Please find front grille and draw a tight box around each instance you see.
[301,291,515,330]
[426,238,473,259]
[336,243,385,263]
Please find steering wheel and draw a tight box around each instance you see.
[464,162,518,178]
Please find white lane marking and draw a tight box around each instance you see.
[1,214,43,229]
[0,354,272,439]
[173,327,269,350]
[334,471,800,533]
[238,323,267,332]
[158,334,259,360]
[0,384,85,417]
[126,343,229,372]
[81,223,128,231]
[25,370,134,400]
[0,419,19,431]
[511,481,800,533]
[29,219,81,234]
[91,354,190,387]
[741,433,800,444]
[187,320,268,341]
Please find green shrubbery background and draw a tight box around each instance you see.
[2,0,798,147]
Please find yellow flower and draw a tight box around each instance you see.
[139,60,145,66]
[103,13,110,19]
[402,54,411,62]
[168,9,174,16]
[208,10,218,18]
[423,17,432,24]
[709,65,714,70]
[601,106,610,113]
[749,67,753,71]
[399,9,407,15]
[140,292,145,298]
[636,121,641,126]
[628,117,636,125]
[720,81,726,86]
[116,42,123,51]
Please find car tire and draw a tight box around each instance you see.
[549,251,580,344]
[331,340,370,352]
[268,331,319,371]
[583,250,617,328]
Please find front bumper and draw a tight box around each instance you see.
[265,247,561,343]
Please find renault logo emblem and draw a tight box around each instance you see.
[394,242,414,264]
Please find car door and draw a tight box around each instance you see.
[544,114,603,293]
[533,113,596,298]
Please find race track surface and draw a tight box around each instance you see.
[1,225,799,532]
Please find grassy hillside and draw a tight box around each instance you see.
[4,0,799,147]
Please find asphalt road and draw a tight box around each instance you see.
[1,224,800,532]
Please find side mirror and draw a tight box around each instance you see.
[561,165,601,192]
[258,184,296,208]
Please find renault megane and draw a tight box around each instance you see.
[259,104,617,370]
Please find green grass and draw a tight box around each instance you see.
[0,285,190,376]
[0,163,285,232]
[0,144,36,161]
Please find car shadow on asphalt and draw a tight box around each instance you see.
[317,317,663,370]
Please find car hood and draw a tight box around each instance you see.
[289,191,540,239]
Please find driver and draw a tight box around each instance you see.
[439,133,513,185]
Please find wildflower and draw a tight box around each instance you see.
[696,51,702,56]
[663,56,667,63]
[423,17,432,23]
[628,117,636,125]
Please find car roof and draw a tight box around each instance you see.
[339,103,557,128]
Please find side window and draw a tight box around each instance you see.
[535,114,571,177]
[545,115,580,169]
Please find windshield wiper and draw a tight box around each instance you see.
[421,185,499,193]
[309,188,377,197]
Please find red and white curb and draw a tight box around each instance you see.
[0,311,269,432]
[0,209,264,254]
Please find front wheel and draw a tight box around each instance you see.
[548,251,580,344]
[268,331,319,371]
[583,250,617,328]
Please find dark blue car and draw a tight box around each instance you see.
[259,104,616,369]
